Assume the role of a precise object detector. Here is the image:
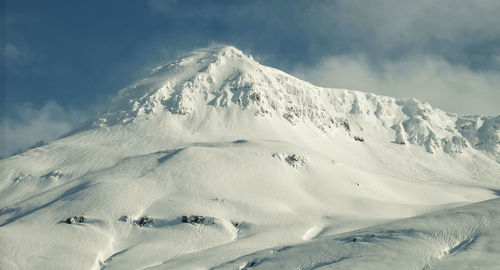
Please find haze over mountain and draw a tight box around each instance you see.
[1,47,499,269]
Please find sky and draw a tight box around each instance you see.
[2,0,500,157]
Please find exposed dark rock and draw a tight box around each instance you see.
[249,92,261,102]
[353,136,364,142]
[42,170,64,180]
[288,154,300,163]
[11,174,33,183]
[232,221,240,228]
[65,216,85,224]
[211,197,226,203]
[273,153,307,168]
[459,124,473,130]
[284,106,301,123]
[342,121,351,132]
[137,217,154,227]
[182,215,213,225]
[255,107,270,117]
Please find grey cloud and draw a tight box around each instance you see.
[292,53,500,116]
[328,1,500,68]
[334,0,500,43]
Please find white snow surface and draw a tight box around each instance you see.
[1,46,499,269]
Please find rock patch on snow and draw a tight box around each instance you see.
[353,136,365,142]
[136,217,155,227]
[11,173,33,183]
[182,215,214,225]
[41,170,64,181]
[272,153,307,168]
[65,216,85,224]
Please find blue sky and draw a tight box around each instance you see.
[2,0,500,157]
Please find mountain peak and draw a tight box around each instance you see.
[149,45,253,75]
[208,45,246,58]
[92,45,284,126]
[91,46,499,160]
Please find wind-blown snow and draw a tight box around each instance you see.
[0,46,499,270]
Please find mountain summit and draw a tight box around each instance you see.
[1,46,500,270]
[95,46,500,159]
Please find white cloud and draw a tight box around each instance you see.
[0,101,88,158]
[292,54,500,116]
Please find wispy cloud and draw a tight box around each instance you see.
[0,101,89,158]
[4,44,21,62]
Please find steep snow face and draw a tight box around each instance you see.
[94,46,499,159]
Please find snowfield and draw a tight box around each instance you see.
[1,46,499,269]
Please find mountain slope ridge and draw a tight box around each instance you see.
[93,46,499,159]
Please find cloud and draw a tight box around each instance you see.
[325,1,500,69]
[286,1,500,115]
[0,101,88,158]
[334,0,500,43]
[292,53,500,116]
[4,44,21,62]
[149,0,181,15]
[143,0,500,71]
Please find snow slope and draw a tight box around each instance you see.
[0,46,499,270]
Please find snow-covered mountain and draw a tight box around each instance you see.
[1,46,499,270]
[93,46,500,157]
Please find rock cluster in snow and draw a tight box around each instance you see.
[42,170,63,181]
[272,153,307,168]
[66,216,85,224]
[182,215,214,225]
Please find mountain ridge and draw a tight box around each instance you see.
[91,46,499,160]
